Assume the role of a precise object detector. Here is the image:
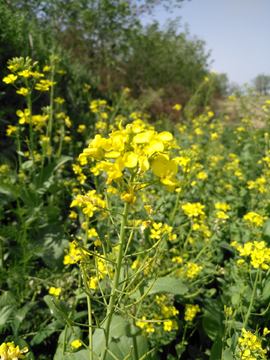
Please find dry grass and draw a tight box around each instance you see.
[212,94,270,127]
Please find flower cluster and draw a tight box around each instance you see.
[78,122,180,193]
[231,241,270,270]
[70,190,106,219]
[247,177,267,194]
[49,287,61,296]
[182,202,205,218]
[0,342,28,360]
[136,295,179,335]
[243,212,267,228]
[238,328,267,360]
[63,242,84,265]
[150,222,177,241]
[184,304,201,322]
[88,256,114,290]
[177,262,203,279]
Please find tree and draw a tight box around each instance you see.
[252,74,270,95]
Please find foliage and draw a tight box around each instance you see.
[2,56,270,360]
[252,74,270,95]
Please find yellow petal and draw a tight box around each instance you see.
[133,132,152,143]
[122,152,138,168]
[156,131,173,141]
[139,156,150,172]
[105,151,121,158]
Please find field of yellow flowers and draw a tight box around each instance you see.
[2,57,270,360]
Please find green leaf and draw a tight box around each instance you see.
[92,316,131,356]
[36,155,72,190]
[263,277,270,301]
[4,335,35,360]
[53,350,91,360]
[30,320,64,346]
[145,277,188,296]
[72,311,88,321]
[43,295,67,324]
[203,300,225,341]
[209,335,222,360]
[0,305,14,333]
[54,326,83,359]
[230,332,239,352]
[263,218,270,237]
[223,348,233,360]
[21,160,34,170]
[19,187,42,207]
[12,301,37,336]
[37,224,69,270]
[106,335,149,360]
[175,344,186,358]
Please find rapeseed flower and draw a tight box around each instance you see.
[49,287,61,296]
[182,203,205,217]
[16,109,31,124]
[3,74,18,84]
[6,125,17,136]
[71,340,82,349]
[184,304,200,322]
[234,241,270,269]
[0,342,28,359]
[243,212,266,227]
[238,328,267,360]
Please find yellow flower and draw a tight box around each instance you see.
[64,136,72,142]
[16,109,31,124]
[58,70,67,75]
[49,287,61,296]
[215,202,231,212]
[3,74,18,84]
[216,211,229,220]
[18,70,31,78]
[30,71,44,79]
[243,212,266,227]
[69,211,77,219]
[172,104,182,111]
[121,187,136,204]
[6,125,17,136]
[43,65,52,72]
[71,340,82,349]
[77,124,86,133]
[54,97,65,104]
[16,88,28,97]
[184,304,200,322]
[88,277,98,290]
[35,79,55,91]
[88,228,98,238]
[182,203,205,217]
[0,341,28,359]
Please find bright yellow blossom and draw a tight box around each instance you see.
[71,340,82,349]
[3,74,18,84]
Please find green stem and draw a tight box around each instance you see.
[87,297,93,360]
[169,189,181,226]
[132,305,139,360]
[62,325,68,355]
[27,93,37,185]
[16,129,22,168]
[0,235,3,269]
[243,267,260,328]
[48,68,55,162]
[100,202,129,360]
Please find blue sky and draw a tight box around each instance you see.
[141,0,270,86]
